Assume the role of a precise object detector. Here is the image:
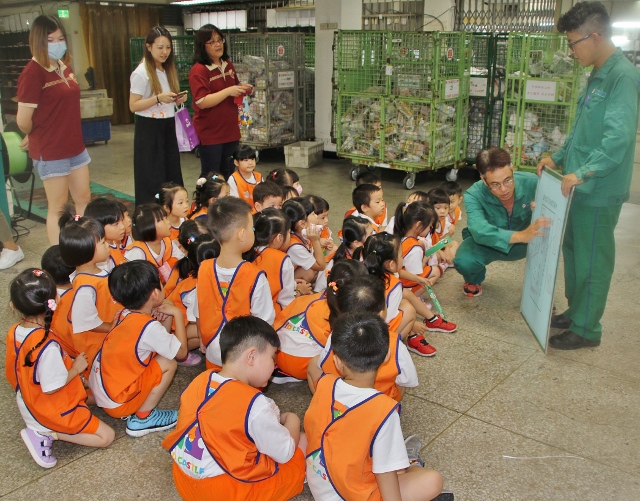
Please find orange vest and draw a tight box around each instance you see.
[399,237,431,289]
[273,293,331,350]
[50,288,77,359]
[125,238,178,282]
[5,323,33,392]
[231,171,263,207]
[167,276,197,326]
[385,273,403,332]
[304,374,400,500]
[320,227,331,240]
[16,328,94,434]
[164,264,182,297]
[252,247,289,310]
[169,223,182,242]
[197,259,266,347]
[189,206,208,221]
[163,371,278,482]
[320,331,403,401]
[447,206,461,226]
[108,246,127,269]
[97,311,158,405]
[435,218,447,239]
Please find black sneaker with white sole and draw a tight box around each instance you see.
[270,367,303,384]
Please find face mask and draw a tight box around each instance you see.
[48,41,67,62]
[295,184,303,195]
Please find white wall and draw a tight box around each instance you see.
[315,0,362,151]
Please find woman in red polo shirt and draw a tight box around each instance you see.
[189,24,253,179]
[16,15,91,245]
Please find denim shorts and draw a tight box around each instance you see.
[34,149,91,180]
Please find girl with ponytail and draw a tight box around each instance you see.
[7,269,114,469]
[188,172,229,220]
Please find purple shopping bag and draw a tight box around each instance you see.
[175,105,200,152]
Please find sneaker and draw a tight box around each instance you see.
[271,367,303,384]
[407,334,437,357]
[425,315,457,333]
[433,492,455,501]
[126,408,178,437]
[463,282,482,297]
[0,246,24,270]
[177,351,203,366]
[20,428,57,468]
[404,434,424,467]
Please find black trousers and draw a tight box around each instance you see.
[134,115,184,206]
[198,140,239,180]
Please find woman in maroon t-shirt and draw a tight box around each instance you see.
[189,24,253,179]
[16,15,91,244]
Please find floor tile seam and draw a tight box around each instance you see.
[461,414,640,478]
[402,391,465,415]
[419,413,464,452]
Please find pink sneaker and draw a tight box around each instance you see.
[21,428,57,468]
[178,351,203,366]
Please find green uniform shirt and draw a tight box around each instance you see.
[551,49,640,207]
[464,171,539,254]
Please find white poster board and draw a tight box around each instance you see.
[521,167,573,352]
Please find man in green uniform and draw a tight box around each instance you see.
[454,147,549,297]
[537,2,640,350]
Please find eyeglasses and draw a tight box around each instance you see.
[484,176,514,191]
[206,38,225,46]
[567,33,594,51]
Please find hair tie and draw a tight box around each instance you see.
[33,269,43,277]
[155,193,160,200]
[328,281,338,292]
[47,299,57,311]
[196,177,207,187]
[271,171,277,180]
[405,203,409,209]
[187,236,196,244]
[372,249,377,254]
[73,214,81,221]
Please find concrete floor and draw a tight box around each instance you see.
[1,125,640,500]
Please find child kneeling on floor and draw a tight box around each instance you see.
[89,260,188,438]
[305,311,447,501]
[163,316,306,501]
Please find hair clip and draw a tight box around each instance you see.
[328,281,338,292]
[372,249,377,254]
[187,236,196,244]
[33,269,43,277]
[271,171,278,180]
[196,177,207,187]
[47,299,57,311]
[210,174,219,181]
[155,193,160,200]
[405,203,409,209]
[74,214,81,221]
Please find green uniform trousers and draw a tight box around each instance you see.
[561,203,622,341]
[454,228,528,285]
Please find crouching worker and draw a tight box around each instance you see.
[163,316,306,501]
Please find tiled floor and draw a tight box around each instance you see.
[1,125,639,500]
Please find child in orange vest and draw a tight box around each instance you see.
[308,275,418,402]
[7,269,114,469]
[440,180,464,235]
[273,259,368,383]
[89,260,190,437]
[228,144,262,206]
[116,201,134,249]
[59,212,121,374]
[305,312,446,501]
[282,198,326,286]
[125,203,185,283]
[306,194,335,254]
[41,245,77,358]
[351,183,387,233]
[427,188,459,267]
[343,170,388,229]
[158,182,190,242]
[386,190,429,235]
[163,316,306,501]
[252,180,283,213]
[164,219,211,296]
[246,208,297,312]
[194,197,275,371]
[84,198,127,273]
[188,173,229,221]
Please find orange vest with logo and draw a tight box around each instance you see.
[304,374,400,501]
[252,247,289,310]
[273,293,331,350]
[231,171,263,207]
[163,371,278,481]
[399,237,431,289]
[320,331,403,401]
[167,276,197,326]
[97,311,158,405]
[50,288,77,358]
[197,259,266,347]
[17,329,94,434]
[125,238,178,281]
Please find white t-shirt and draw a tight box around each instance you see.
[89,312,182,409]
[170,372,296,479]
[124,239,185,263]
[193,263,275,367]
[317,335,418,388]
[227,173,257,198]
[70,269,110,334]
[351,210,380,233]
[14,326,69,393]
[385,277,403,323]
[183,288,198,323]
[402,239,425,276]
[306,378,410,501]
[287,238,316,271]
[385,216,396,236]
[276,252,296,309]
[130,62,175,118]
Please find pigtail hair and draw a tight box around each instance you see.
[393,201,408,238]
[24,305,54,367]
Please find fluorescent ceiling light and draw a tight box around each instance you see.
[612,21,640,29]
[170,0,224,5]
